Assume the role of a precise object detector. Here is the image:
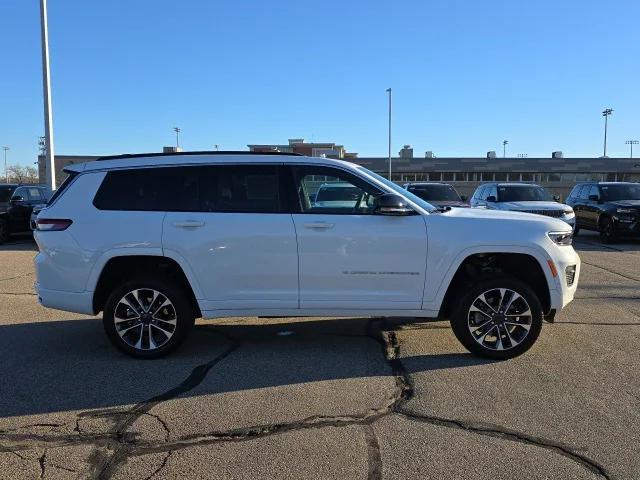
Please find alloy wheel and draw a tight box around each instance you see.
[467,288,533,351]
[114,288,177,351]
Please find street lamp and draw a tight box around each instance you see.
[173,127,181,148]
[517,153,528,158]
[502,140,508,158]
[602,108,613,157]
[2,147,9,183]
[625,140,638,159]
[386,88,392,180]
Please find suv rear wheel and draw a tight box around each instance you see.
[450,277,543,360]
[103,278,195,358]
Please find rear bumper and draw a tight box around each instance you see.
[34,282,94,315]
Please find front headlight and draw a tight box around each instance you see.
[563,207,574,215]
[616,208,633,214]
[548,231,573,246]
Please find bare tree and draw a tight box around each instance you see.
[7,165,39,184]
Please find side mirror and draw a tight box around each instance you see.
[10,195,24,205]
[374,193,415,216]
[553,195,560,202]
[486,195,497,203]
[588,194,599,202]
[460,195,468,202]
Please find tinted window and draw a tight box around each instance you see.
[588,185,600,199]
[94,165,281,213]
[600,183,640,201]
[408,184,461,202]
[0,186,16,202]
[199,165,280,213]
[27,188,43,202]
[12,187,27,200]
[497,186,552,202]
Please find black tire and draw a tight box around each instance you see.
[599,216,617,244]
[0,218,9,244]
[450,277,543,360]
[103,278,195,359]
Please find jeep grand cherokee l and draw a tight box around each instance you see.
[33,152,580,359]
[470,182,575,228]
[566,182,640,243]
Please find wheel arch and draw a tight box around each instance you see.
[435,249,554,319]
[92,254,202,317]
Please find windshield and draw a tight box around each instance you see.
[355,167,436,212]
[498,185,553,202]
[600,183,640,201]
[315,185,362,202]
[408,184,461,202]
[0,186,15,203]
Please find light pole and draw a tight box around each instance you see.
[386,88,392,180]
[602,108,613,157]
[40,0,56,191]
[625,140,638,158]
[173,127,181,148]
[2,147,9,183]
[502,140,508,158]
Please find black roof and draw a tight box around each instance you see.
[96,151,302,161]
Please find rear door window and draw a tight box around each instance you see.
[93,165,282,213]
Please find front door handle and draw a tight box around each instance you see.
[303,222,335,229]
[173,220,205,228]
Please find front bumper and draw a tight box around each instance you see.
[612,215,640,236]
[547,245,581,311]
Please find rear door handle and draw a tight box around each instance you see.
[173,220,205,228]
[303,222,335,229]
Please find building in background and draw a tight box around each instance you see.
[248,139,358,159]
[37,147,640,200]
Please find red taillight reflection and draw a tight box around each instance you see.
[36,219,73,231]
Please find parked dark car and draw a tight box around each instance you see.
[0,184,49,243]
[402,182,468,208]
[566,182,640,243]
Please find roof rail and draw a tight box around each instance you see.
[96,150,302,161]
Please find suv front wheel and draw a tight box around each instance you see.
[103,278,195,358]
[450,277,543,360]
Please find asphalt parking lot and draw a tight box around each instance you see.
[0,233,638,480]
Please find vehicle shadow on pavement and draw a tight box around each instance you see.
[0,236,37,252]
[0,317,492,419]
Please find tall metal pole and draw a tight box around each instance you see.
[625,140,638,159]
[602,108,613,157]
[40,0,56,191]
[502,140,508,158]
[173,127,181,148]
[386,88,392,180]
[2,147,9,183]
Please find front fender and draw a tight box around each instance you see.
[422,244,559,312]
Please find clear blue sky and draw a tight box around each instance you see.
[1,0,639,166]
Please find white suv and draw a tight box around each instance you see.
[34,153,580,359]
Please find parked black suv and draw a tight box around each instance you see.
[402,182,469,208]
[0,184,49,243]
[566,182,640,242]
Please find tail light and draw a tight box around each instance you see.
[36,219,73,231]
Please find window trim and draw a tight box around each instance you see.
[92,164,286,214]
[287,164,384,215]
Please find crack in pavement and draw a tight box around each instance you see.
[0,272,34,283]
[363,423,382,480]
[1,319,614,479]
